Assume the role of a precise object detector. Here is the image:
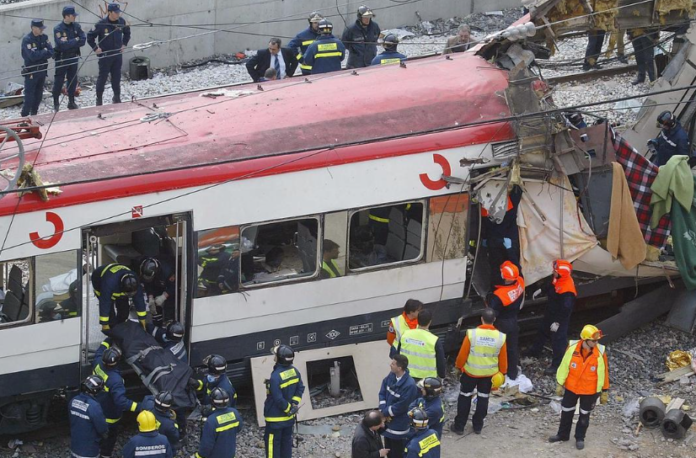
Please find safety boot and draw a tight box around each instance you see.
[53,95,60,112]
[548,435,569,443]
[96,92,103,106]
[67,96,78,110]
[112,92,121,104]
[576,440,585,450]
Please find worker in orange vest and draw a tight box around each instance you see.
[387,299,422,357]
[549,325,609,450]
[487,261,524,380]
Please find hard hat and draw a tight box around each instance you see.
[419,377,442,397]
[580,324,603,341]
[383,33,399,51]
[272,344,295,366]
[120,273,138,297]
[308,11,323,23]
[553,259,572,276]
[210,387,230,408]
[657,110,675,128]
[318,19,333,34]
[102,346,122,368]
[139,258,160,283]
[491,372,505,390]
[81,375,105,395]
[166,321,184,342]
[357,5,374,18]
[137,410,157,432]
[68,280,79,299]
[206,354,227,375]
[154,391,173,413]
[409,407,429,430]
[500,261,519,281]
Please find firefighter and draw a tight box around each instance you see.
[371,33,406,66]
[191,354,237,412]
[288,11,323,75]
[91,263,147,332]
[397,309,446,380]
[342,5,381,69]
[409,377,445,439]
[122,410,173,458]
[59,280,80,318]
[92,341,140,457]
[147,320,187,362]
[404,407,440,458]
[139,257,176,326]
[378,354,418,458]
[198,244,230,297]
[303,19,345,75]
[196,387,243,458]
[648,110,690,166]
[20,19,54,117]
[141,391,180,453]
[87,2,131,106]
[549,325,610,450]
[69,375,108,458]
[387,299,422,356]
[52,5,86,111]
[487,261,524,381]
[264,344,305,458]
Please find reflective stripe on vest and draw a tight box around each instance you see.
[379,58,401,65]
[464,328,505,377]
[399,328,438,379]
[559,340,606,394]
[417,432,440,457]
[391,315,408,349]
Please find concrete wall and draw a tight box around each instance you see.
[0,0,521,83]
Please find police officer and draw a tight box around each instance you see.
[122,410,173,458]
[264,345,305,458]
[69,375,108,458]
[378,354,418,458]
[288,11,323,75]
[52,6,86,112]
[342,5,380,69]
[91,263,147,332]
[487,261,524,381]
[198,244,230,297]
[196,387,243,458]
[303,19,345,75]
[140,257,176,326]
[409,377,445,439]
[87,2,131,106]
[147,320,187,362]
[192,354,238,411]
[141,391,180,453]
[371,33,406,66]
[20,19,54,117]
[93,341,140,457]
[404,408,440,458]
[648,110,690,166]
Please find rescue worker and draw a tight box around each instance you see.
[93,341,140,457]
[342,5,381,69]
[397,309,446,380]
[288,11,323,75]
[141,391,180,453]
[91,263,147,332]
[87,2,131,106]
[147,320,187,362]
[320,239,342,279]
[122,410,173,458]
[481,184,522,288]
[351,410,389,458]
[69,375,108,458]
[371,33,406,66]
[404,408,440,458]
[196,387,243,458]
[451,308,507,435]
[20,19,54,117]
[527,260,576,375]
[378,354,418,458]
[387,299,422,356]
[303,19,345,75]
[191,354,237,411]
[59,280,80,318]
[198,244,230,297]
[139,257,176,326]
[549,325,610,450]
[409,377,445,439]
[52,6,86,112]
[583,28,605,71]
[628,27,656,85]
[648,110,690,166]
[487,261,524,381]
[264,344,305,458]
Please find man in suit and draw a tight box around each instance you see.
[246,37,298,82]
[444,24,472,54]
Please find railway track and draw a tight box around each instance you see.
[546,64,638,84]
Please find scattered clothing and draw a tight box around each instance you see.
[668,175,696,290]
[607,162,647,269]
[650,155,694,228]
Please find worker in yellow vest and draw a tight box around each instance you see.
[320,239,342,279]
[549,325,609,450]
[397,309,446,381]
[450,308,507,435]
[387,299,422,357]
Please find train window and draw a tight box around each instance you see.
[348,202,425,270]
[196,226,240,298]
[322,212,348,279]
[0,259,31,327]
[427,194,469,262]
[34,250,81,323]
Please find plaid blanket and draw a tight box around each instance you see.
[612,130,670,247]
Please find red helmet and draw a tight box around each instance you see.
[500,261,519,281]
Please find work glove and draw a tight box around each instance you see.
[503,238,512,249]
[550,322,560,333]
[154,293,168,307]
[600,390,609,405]
[555,384,564,397]
[289,404,300,416]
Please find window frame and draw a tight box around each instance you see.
[32,249,82,324]
[0,259,33,329]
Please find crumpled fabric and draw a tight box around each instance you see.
[666,350,692,371]
[607,162,646,269]
[650,155,693,229]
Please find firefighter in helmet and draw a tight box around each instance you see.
[371,33,406,66]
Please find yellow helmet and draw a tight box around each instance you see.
[580,324,603,341]
[491,372,505,390]
[137,410,157,433]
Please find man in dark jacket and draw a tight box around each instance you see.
[69,375,108,458]
[141,391,180,453]
[20,19,54,117]
[288,12,323,75]
[649,110,691,166]
[378,354,418,458]
[246,37,298,82]
[91,263,147,332]
[352,410,389,458]
[304,19,345,74]
[52,6,86,111]
[342,5,380,68]
[196,387,242,458]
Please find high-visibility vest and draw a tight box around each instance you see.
[493,278,525,306]
[464,328,506,377]
[399,328,439,379]
[322,260,341,278]
[557,340,606,395]
[390,314,409,350]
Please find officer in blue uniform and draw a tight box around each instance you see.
[288,11,323,75]
[409,377,445,439]
[141,391,180,453]
[378,354,418,458]
[147,320,187,362]
[648,110,691,166]
[342,5,381,69]
[20,19,54,117]
[264,345,305,458]
[139,257,176,326]
[93,340,141,457]
[91,263,147,332]
[52,6,86,112]
[69,375,108,458]
[196,387,243,458]
[87,2,130,106]
[192,354,237,411]
[404,408,440,458]
[303,19,345,75]
[371,33,407,66]
[122,410,173,458]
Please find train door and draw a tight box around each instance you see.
[79,213,191,374]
